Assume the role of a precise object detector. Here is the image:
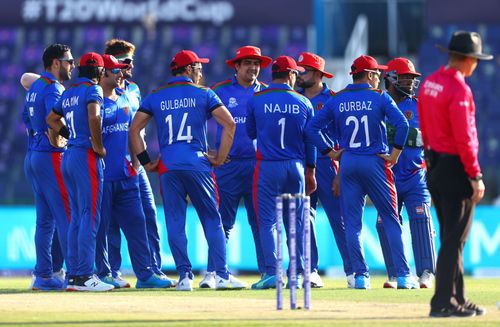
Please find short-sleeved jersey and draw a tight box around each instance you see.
[307,83,408,155]
[299,83,337,159]
[24,72,65,152]
[212,76,267,159]
[246,83,316,165]
[139,76,223,172]
[102,90,136,182]
[391,97,425,180]
[123,79,142,115]
[53,77,103,148]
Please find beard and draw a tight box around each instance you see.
[60,67,71,81]
[296,78,314,89]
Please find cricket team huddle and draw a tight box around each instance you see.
[23,35,467,297]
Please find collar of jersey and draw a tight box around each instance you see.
[346,82,372,90]
[168,76,193,84]
[268,83,293,90]
[231,75,263,89]
[41,71,58,82]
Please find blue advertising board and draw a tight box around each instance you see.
[1,206,499,275]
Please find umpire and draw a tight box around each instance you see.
[418,31,492,318]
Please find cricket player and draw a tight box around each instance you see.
[377,57,436,289]
[129,50,246,291]
[307,55,416,289]
[95,54,173,289]
[296,52,354,288]
[23,44,73,290]
[200,46,272,288]
[46,52,113,291]
[247,56,317,289]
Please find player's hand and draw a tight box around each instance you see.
[204,150,230,167]
[93,145,106,158]
[332,173,340,197]
[470,179,485,204]
[45,131,67,148]
[144,158,159,172]
[327,148,344,161]
[305,167,317,195]
[377,148,402,167]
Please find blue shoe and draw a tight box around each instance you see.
[285,274,303,289]
[354,275,370,289]
[101,275,122,288]
[397,276,419,289]
[251,274,278,289]
[136,274,173,289]
[32,276,64,291]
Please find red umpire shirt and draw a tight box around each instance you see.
[418,66,481,180]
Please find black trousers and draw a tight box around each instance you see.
[425,151,474,310]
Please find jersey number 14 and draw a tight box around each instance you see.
[165,112,193,144]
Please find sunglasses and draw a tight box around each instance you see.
[58,58,75,65]
[299,68,315,76]
[108,68,122,74]
[365,69,381,77]
[118,58,133,65]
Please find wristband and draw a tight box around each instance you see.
[306,164,316,169]
[137,150,151,166]
[469,174,483,182]
[59,126,70,139]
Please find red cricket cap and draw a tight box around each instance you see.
[350,55,388,75]
[297,52,334,78]
[386,57,421,76]
[272,56,305,73]
[226,46,273,68]
[79,52,104,68]
[171,50,209,70]
[102,54,129,70]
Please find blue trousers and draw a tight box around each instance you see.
[26,151,70,278]
[62,147,103,277]
[254,159,305,276]
[377,169,436,277]
[212,158,265,273]
[160,169,228,279]
[340,153,410,278]
[96,176,154,281]
[107,168,162,276]
[310,157,352,275]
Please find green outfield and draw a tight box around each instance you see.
[0,276,499,326]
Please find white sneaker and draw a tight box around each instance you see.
[53,269,66,283]
[73,275,114,292]
[383,276,397,289]
[309,271,324,288]
[113,275,131,288]
[215,274,247,290]
[419,270,434,289]
[199,271,216,289]
[176,273,193,291]
[347,274,355,289]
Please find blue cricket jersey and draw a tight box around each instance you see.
[212,76,267,159]
[139,76,223,172]
[123,80,141,115]
[299,83,337,159]
[307,83,408,155]
[102,90,136,182]
[391,97,425,180]
[24,72,65,152]
[246,83,316,166]
[53,77,104,149]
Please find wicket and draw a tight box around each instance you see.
[276,193,312,310]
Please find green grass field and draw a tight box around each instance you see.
[0,276,499,326]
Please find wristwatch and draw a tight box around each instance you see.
[469,174,483,182]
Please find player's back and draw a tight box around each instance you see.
[55,78,103,149]
[140,76,222,171]
[247,83,313,161]
[332,83,405,155]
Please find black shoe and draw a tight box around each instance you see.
[429,306,476,318]
[463,301,486,316]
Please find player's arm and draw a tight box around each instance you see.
[209,105,235,167]
[379,94,409,165]
[88,102,105,157]
[46,100,70,148]
[129,110,158,172]
[304,101,317,195]
[20,72,40,91]
[305,100,342,160]
[245,99,257,140]
[44,84,67,148]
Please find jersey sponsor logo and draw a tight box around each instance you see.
[264,103,300,114]
[405,110,414,120]
[234,116,246,124]
[123,106,129,115]
[160,98,196,110]
[338,101,372,112]
[316,102,324,110]
[62,96,79,109]
[227,97,238,108]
